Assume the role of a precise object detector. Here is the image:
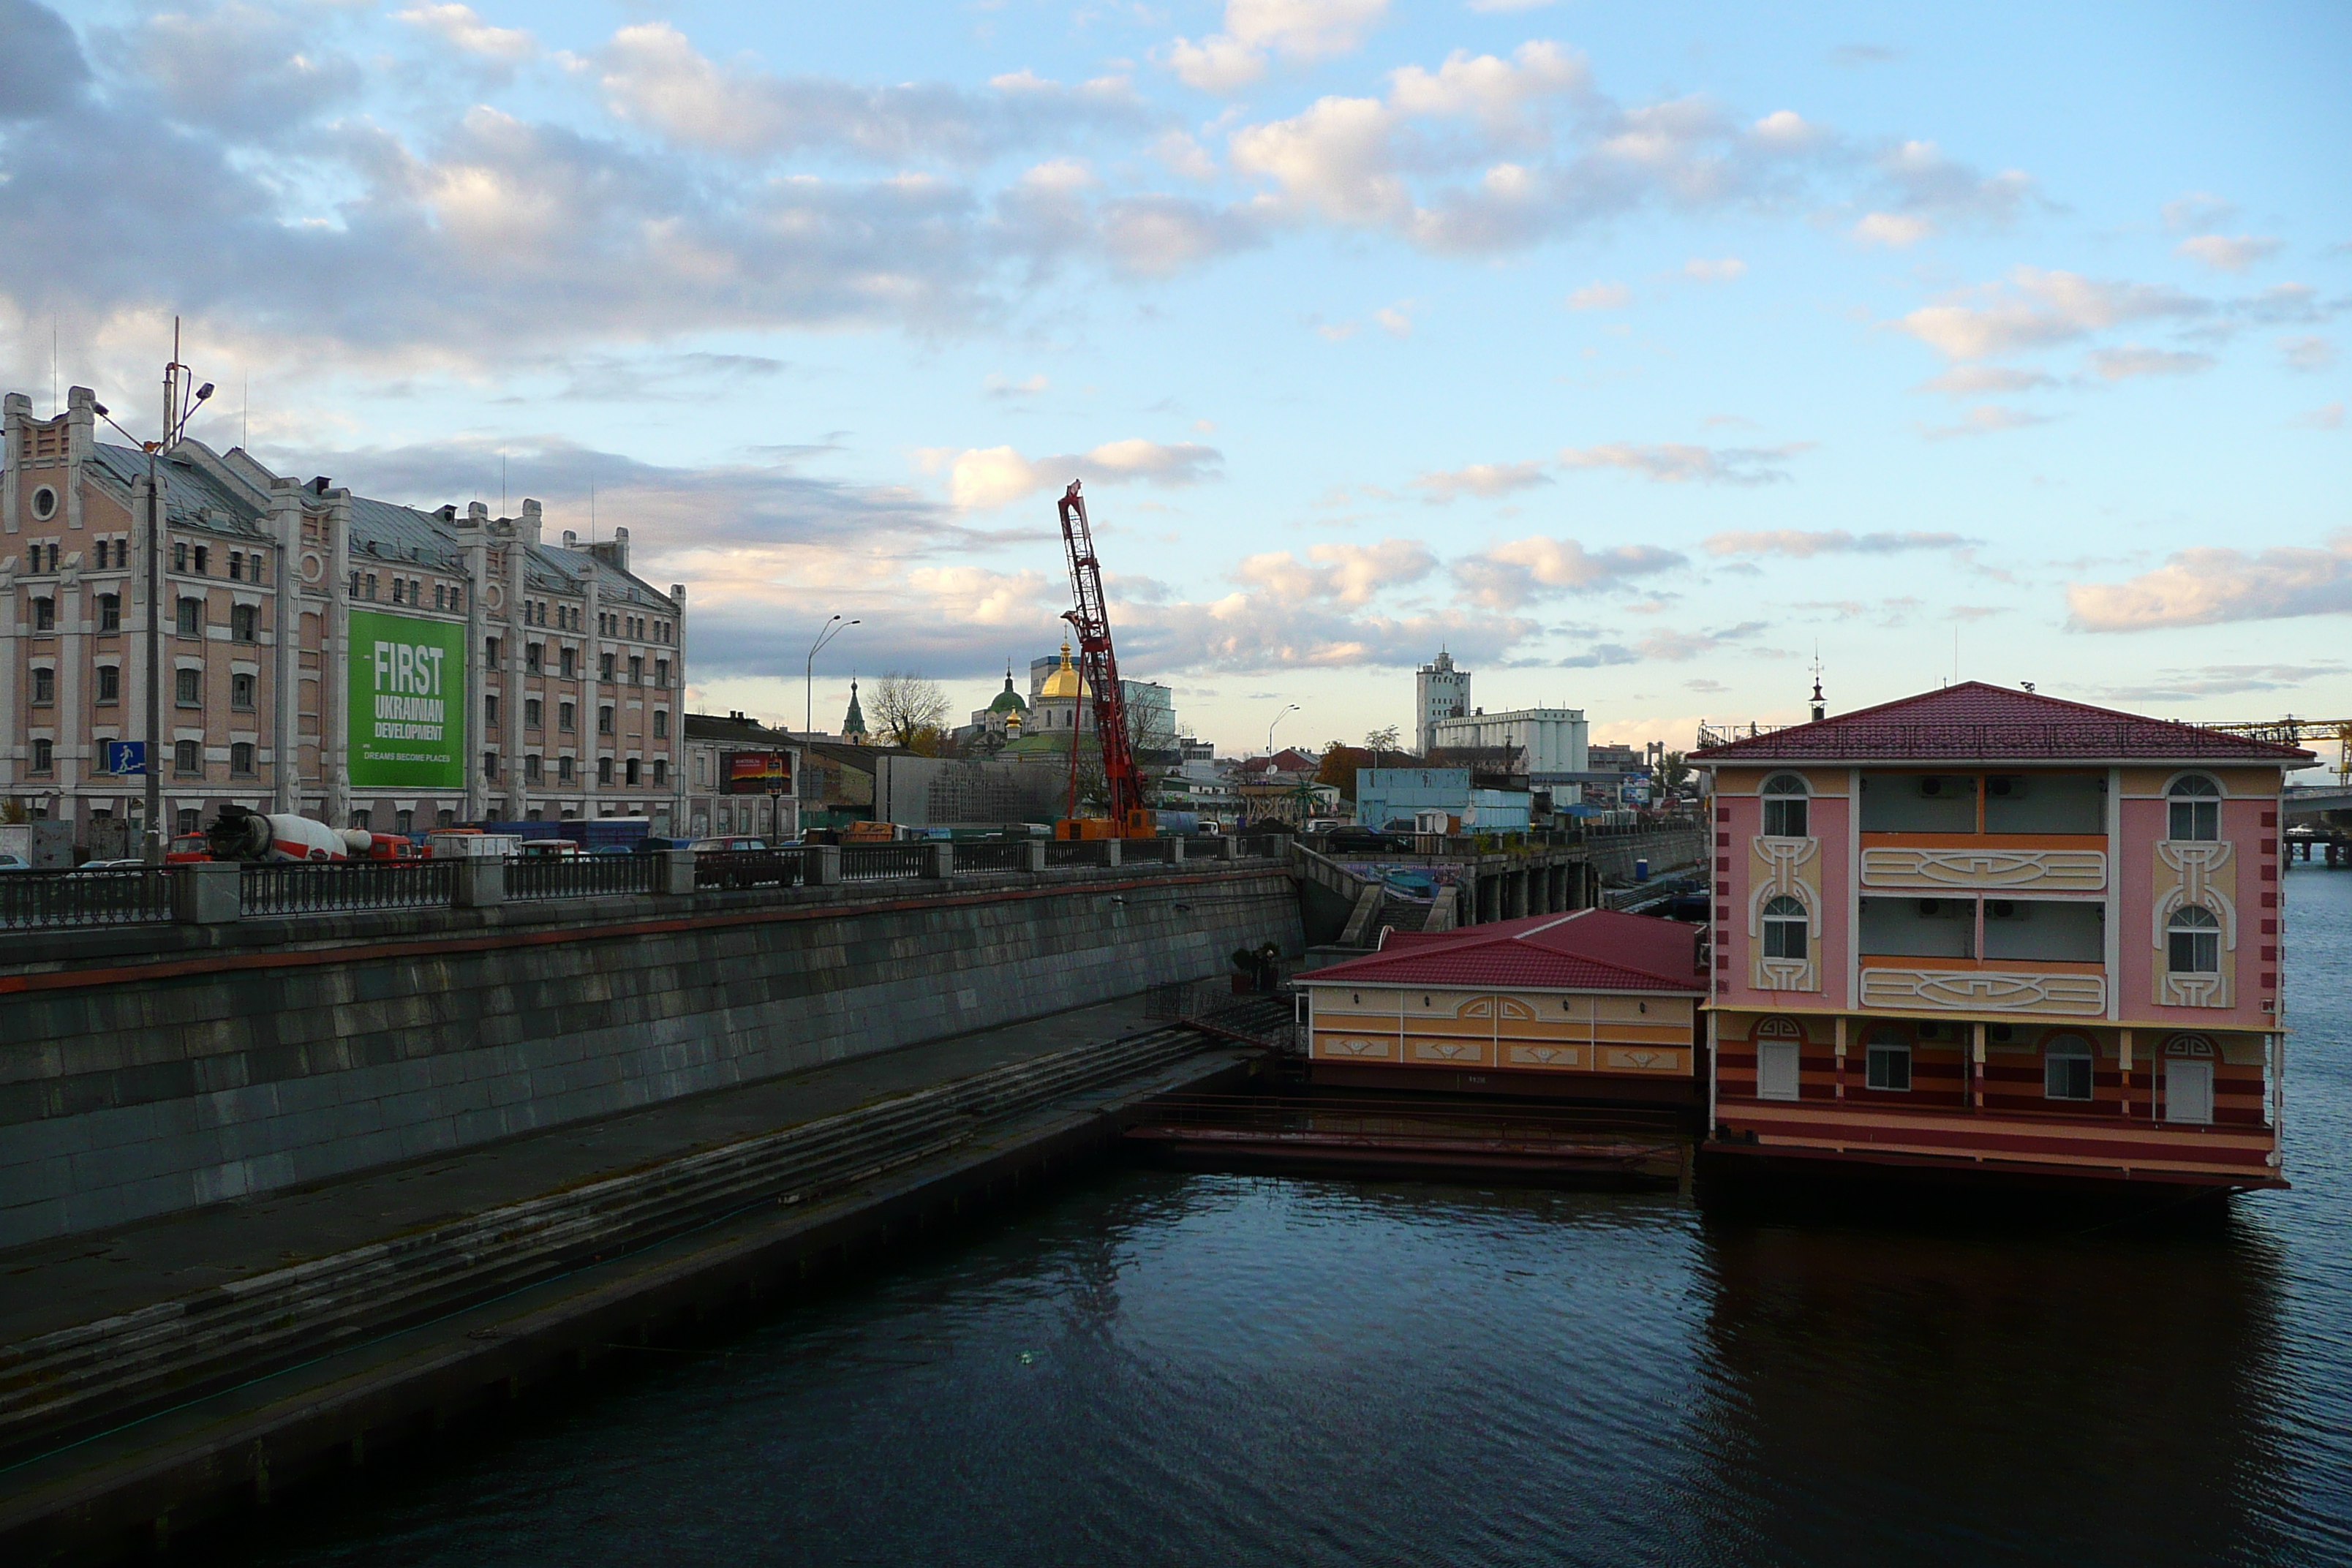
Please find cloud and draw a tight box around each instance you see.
[1913,365,2057,396]
[2292,402,2344,431]
[984,373,1049,399]
[1409,460,1552,502]
[1703,529,1974,559]
[1556,441,1811,485]
[1554,644,1640,668]
[1829,44,1902,67]
[2087,345,2215,380]
[1684,677,1728,693]
[396,4,535,63]
[1375,301,1414,336]
[111,0,362,141]
[2280,336,2336,372]
[1852,212,1933,248]
[1897,268,2207,360]
[1468,0,1557,11]
[927,439,1224,510]
[1637,622,1769,661]
[2067,533,2352,630]
[2092,663,2348,701]
[1921,404,2054,440]
[1452,536,1686,608]
[1166,0,1392,94]
[1231,538,1436,604]
[1569,281,1631,310]
[1683,256,1746,282]
[1872,139,2032,228]
[2162,192,2236,233]
[2175,233,2280,274]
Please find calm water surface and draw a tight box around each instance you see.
[225,869,2352,1567]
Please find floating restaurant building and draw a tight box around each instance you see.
[1296,909,1708,1104]
[1690,681,2313,1190]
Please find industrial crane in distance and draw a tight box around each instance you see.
[1052,480,1156,840]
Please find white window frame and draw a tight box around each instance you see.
[1760,772,1811,839]
[2167,905,2222,974]
[2164,772,2223,842]
[1864,1030,1912,1093]
[2043,1033,2094,1101]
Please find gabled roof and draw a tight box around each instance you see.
[1302,908,1705,992]
[1689,682,2313,764]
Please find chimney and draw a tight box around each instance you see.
[467,501,489,523]
[520,497,542,545]
[611,526,628,571]
[562,529,578,549]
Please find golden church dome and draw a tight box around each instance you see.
[1040,639,1088,701]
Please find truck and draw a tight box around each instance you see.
[203,805,421,863]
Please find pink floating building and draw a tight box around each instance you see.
[1691,682,2311,1191]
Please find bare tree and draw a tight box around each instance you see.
[868,672,950,748]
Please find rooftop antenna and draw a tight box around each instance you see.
[1809,645,1825,722]
[500,452,508,514]
[241,374,248,451]
[50,317,57,418]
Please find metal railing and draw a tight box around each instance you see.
[694,849,804,890]
[242,860,456,916]
[952,841,1032,874]
[1044,840,1101,867]
[0,867,177,929]
[841,842,928,881]
[505,854,661,900]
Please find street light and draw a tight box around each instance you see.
[804,615,859,736]
[1267,703,1298,757]
[92,332,214,864]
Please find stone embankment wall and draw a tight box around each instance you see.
[0,864,1299,1248]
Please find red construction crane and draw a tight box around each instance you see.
[1054,480,1153,839]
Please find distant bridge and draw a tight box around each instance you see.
[2283,785,2352,818]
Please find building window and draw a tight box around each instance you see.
[433,584,445,610]
[30,737,53,774]
[600,652,616,682]
[652,709,668,739]
[97,666,120,704]
[485,637,500,671]
[396,809,414,834]
[229,551,244,581]
[366,573,378,601]
[32,596,56,633]
[173,541,189,572]
[655,658,670,687]
[526,698,543,729]
[2167,906,2222,974]
[652,758,667,785]
[628,655,643,685]
[350,570,362,598]
[30,485,56,521]
[350,809,372,830]
[598,757,614,785]
[525,754,543,783]
[559,701,576,733]
[193,546,208,575]
[1864,1030,1912,1092]
[173,739,201,775]
[99,594,121,632]
[392,577,405,605]
[448,584,461,612]
[559,647,576,678]
[598,705,614,734]
[483,751,500,780]
[621,758,638,785]
[526,643,542,673]
[1760,772,1809,837]
[484,693,500,727]
[230,742,257,776]
[559,756,576,782]
[31,668,54,705]
[232,604,258,641]
[2043,1035,2094,1101]
[176,668,202,706]
[1762,895,1809,960]
[2167,774,2221,841]
[231,673,256,710]
[178,598,202,636]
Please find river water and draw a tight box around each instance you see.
[227,868,2352,1567]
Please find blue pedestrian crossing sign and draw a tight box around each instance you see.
[105,740,147,776]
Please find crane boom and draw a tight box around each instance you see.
[1055,480,1153,837]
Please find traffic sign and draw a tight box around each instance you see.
[105,740,147,776]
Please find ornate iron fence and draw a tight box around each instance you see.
[1043,840,1101,867]
[840,843,928,881]
[0,867,177,930]
[694,849,803,890]
[505,854,661,900]
[952,841,1033,874]
[241,860,456,916]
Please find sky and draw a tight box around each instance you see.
[1,1,2347,762]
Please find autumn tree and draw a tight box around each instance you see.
[1316,741,1371,802]
[868,673,950,749]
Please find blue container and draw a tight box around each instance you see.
[1635,857,1650,882]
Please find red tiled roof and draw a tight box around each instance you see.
[1689,682,2313,764]
[1303,909,1705,992]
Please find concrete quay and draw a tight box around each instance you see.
[0,994,1266,1564]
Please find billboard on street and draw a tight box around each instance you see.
[349,608,467,790]
[725,752,793,794]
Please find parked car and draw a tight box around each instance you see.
[1324,826,1412,853]
[0,853,33,872]
[691,837,770,853]
[72,858,147,872]
[516,840,579,860]
[633,836,697,854]
[164,832,213,864]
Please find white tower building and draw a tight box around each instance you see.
[1415,649,1471,755]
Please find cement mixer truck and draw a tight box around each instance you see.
[203,804,412,862]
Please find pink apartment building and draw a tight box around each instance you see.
[1692,682,2311,1191]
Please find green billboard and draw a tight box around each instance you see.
[349,608,467,790]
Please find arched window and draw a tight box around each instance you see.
[1762,895,1809,960]
[2167,774,2221,841]
[2043,1034,2093,1101]
[1864,1025,1911,1092]
[2167,906,2220,974]
[1761,772,1810,838]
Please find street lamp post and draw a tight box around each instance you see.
[804,615,859,736]
[92,335,213,864]
[1267,703,1298,758]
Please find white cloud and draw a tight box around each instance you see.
[1921,404,2054,440]
[2087,344,2215,380]
[2068,533,2352,630]
[1897,267,2206,360]
[2280,335,2335,372]
[2292,402,2344,430]
[1408,460,1552,502]
[1914,365,2057,396]
[927,439,1224,510]
[1703,529,1975,558]
[396,4,535,63]
[1452,536,1686,608]
[1875,140,2032,226]
[2176,233,2283,274]
[2163,192,2238,233]
[1152,129,1220,181]
[1375,301,1414,336]
[1637,622,1770,661]
[1232,538,1436,604]
[1683,256,1746,282]
[983,373,1049,399]
[1557,441,1812,485]
[1468,0,1556,11]
[1166,0,1392,94]
[1569,281,1630,310]
[1852,211,1932,247]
